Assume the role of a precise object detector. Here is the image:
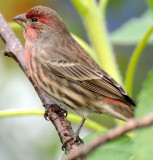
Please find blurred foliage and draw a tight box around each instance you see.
[147,0,153,12]
[110,10,153,45]
[133,69,153,160]
[1,0,153,160]
[125,22,153,96]
[84,132,133,160]
[135,70,153,118]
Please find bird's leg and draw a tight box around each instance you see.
[75,117,86,139]
[73,112,89,142]
[73,116,86,144]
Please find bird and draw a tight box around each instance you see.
[13,5,136,141]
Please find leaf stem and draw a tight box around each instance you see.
[99,0,109,15]
[0,109,44,117]
[9,22,22,30]
[0,109,105,132]
[71,0,122,84]
[125,25,153,96]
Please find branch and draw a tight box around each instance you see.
[0,12,86,159]
[63,112,153,160]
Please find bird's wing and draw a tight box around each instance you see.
[46,59,103,80]
[46,59,136,106]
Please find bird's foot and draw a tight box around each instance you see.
[62,132,84,151]
[62,116,86,150]
[43,104,68,121]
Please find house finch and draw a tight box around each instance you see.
[13,6,136,138]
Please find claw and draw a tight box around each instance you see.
[44,109,50,121]
[72,133,84,145]
[62,135,84,151]
[60,108,68,117]
[62,137,73,151]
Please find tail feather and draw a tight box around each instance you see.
[124,95,137,107]
[103,97,134,121]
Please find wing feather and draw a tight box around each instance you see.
[47,59,103,80]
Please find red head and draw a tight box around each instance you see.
[13,5,69,41]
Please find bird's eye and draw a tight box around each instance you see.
[31,18,38,23]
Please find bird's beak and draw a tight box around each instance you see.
[13,14,27,28]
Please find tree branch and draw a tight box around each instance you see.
[0,12,86,159]
[63,112,153,160]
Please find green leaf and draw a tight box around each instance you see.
[135,69,153,117]
[84,131,134,160]
[110,10,153,45]
[133,69,153,160]
[147,0,153,11]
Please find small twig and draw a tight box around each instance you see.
[0,12,86,159]
[63,112,153,160]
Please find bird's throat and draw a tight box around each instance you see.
[24,25,37,41]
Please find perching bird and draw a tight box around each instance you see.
[13,5,136,139]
